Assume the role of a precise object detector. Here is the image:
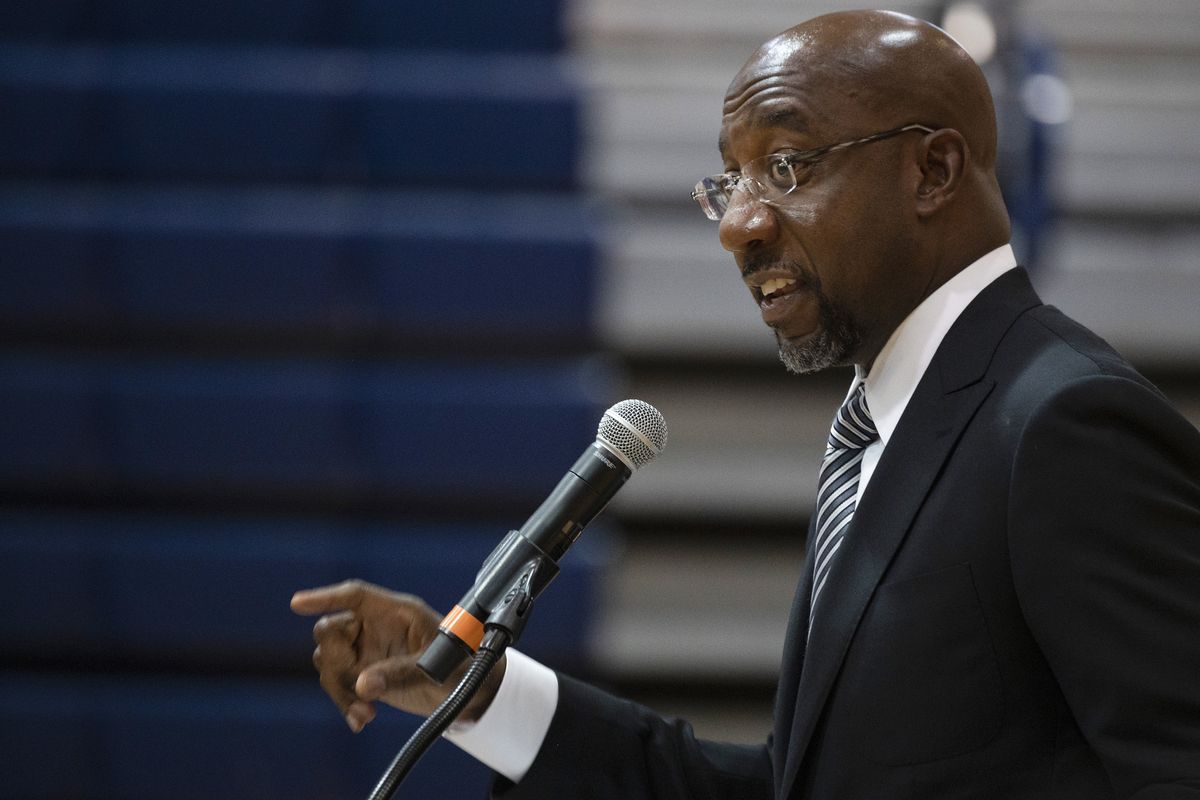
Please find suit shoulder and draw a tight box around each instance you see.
[979,304,1183,445]
[996,304,1159,397]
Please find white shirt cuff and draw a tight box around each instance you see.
[442,648,559,784]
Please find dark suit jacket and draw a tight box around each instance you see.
[498,269,1200,799]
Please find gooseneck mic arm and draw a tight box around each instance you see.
[365,562,543,800]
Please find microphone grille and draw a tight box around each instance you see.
[597,399,667,471]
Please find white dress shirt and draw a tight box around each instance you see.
[445,244,1020,783]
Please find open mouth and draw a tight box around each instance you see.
[755,276,803,307]
[748,272,813,329]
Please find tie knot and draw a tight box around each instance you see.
[827,383,879,451]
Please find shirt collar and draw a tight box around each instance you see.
[850,243,1018,446]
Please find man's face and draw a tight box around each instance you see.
[716,49,920,373]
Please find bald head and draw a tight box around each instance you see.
[715,10,1012,371]
[726,10,999,168]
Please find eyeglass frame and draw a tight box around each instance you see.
[691,123,936,221]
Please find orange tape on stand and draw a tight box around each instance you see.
[440,605,485,651]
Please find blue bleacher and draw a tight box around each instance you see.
[0,184,599,347]
[0,506,612,797]
[1,0,597,796]
[4,0,565,52]
[0,510,615,671]
[0,45,580,186]
[0,354,615,503]
[0,672,492,799]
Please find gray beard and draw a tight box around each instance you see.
[772,290,860,375]
[776,329,851,374]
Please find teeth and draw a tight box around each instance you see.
[760,277,797,297]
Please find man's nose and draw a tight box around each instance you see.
[718,189,778,253]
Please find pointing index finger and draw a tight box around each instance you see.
[290,580,371,616]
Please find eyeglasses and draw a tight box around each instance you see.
[691,124,934,221]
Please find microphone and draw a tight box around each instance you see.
[416,399,667,683]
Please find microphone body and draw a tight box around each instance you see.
[417,400,665,683]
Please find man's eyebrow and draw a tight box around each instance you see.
[717,105,810,162]
[757,106,809,133]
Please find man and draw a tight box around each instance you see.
[292,10,1200,798]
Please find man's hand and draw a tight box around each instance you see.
[290,580,506,733]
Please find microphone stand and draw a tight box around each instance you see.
[363,562,543,800]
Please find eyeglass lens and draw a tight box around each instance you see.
[693,177,729,221]
[692,157,798,221]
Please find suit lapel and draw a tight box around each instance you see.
[777,268,1041,799]
[772,514,816,796]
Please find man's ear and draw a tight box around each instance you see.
[914,129,968,216]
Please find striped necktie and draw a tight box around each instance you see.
[810,382,879,620]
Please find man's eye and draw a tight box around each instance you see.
[784,156,821,181]
[763,156,799,188]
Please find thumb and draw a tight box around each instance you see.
[356,664,391,701]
